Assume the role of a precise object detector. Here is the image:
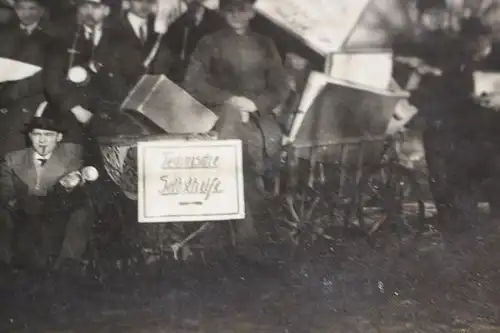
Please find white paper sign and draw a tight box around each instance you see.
[155,0,187,34]
[254,0,372,55]
[138,139,245,223]
[291,71,409,142]
[473,71,500,96]
[325,52,394,91]
[0,57,41,82]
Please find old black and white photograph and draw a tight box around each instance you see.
[1,0,500,331]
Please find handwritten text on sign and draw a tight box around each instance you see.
[138,140,245,223]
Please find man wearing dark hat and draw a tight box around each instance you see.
[184,0,289,262]
[0,104,95,271]
[0,0,54,156]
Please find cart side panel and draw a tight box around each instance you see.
[293,82,401,165]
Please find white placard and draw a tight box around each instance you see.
[138,139,245,223]
[325,52,393,91]
[0,57,41,82]
[473,71,500,96]
[155,0,187,34]
[254,0,372,55]
[290,71,409,142]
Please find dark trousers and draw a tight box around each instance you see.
[424,123,482,224]
[0,197,94,268]
[214,103,282,243]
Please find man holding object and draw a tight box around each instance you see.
[0,105,95,272]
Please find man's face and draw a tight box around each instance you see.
[223,3,255,31]
[14,1,44,26]
[77,2,110,27]
[128,0,155,19]
[467,35,493,60]
[29,128,62,157]
[420,8,448,31]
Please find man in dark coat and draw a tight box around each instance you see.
[0,0,53,156]
[0,105,94,271]
[394,1,500,229]
[184,0,289,261]
[43,0,128,139]
[111,0,178,86]
[166,0,225,81]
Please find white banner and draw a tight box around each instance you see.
[325,51,393,91]
[0,57,41,82]
[473,71,500,96]
[154,0,187,34]
[138,139,245,223]
[254,0,372,55]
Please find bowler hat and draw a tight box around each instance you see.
[460,16,492,39]
[12,0,45,5]
[219,0,256,12]
[22,102,66,134]
[74,0,114,7]
[416,0,446,13]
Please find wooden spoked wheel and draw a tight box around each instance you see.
[355,163,425,238]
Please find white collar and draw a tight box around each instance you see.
[193,7,205,26]
[34,151,52,161]
[127,12,148,38]
[83,24,103,45]
[20,22,39,35]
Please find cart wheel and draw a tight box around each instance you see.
[277,181,344,256]
[355,163,425,239]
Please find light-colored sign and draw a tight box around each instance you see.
[325,51,393,91]
[254,0,372,55]
[155,0,187,34]
[138,139,245,223]
[473,71,500,96]
[0,57,41,82]
[121,75,218,134]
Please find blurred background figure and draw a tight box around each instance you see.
[0,0,53,156]
[166,0,224,81]
[112,0,177,86]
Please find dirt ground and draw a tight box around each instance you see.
[1,213,500,333]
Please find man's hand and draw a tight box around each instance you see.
[59,171,83,190]
[7,198,16,209]
[71,105,93,124]
[228,96,258,113]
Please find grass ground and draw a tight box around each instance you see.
[1,212,500,333]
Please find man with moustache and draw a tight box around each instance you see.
[0,105,94,272]
[0,0,53,156]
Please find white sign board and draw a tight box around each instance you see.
[325,52,393,91]
[254,0,372,55]
[473,71,500,96]
[0,57,41,82]
[138,139,245,223]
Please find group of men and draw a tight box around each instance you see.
[2,0,500,272]
[0,0,295,271]
[395,0,500,228]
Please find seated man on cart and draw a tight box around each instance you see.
[183,0,290,260]
[0,105,96,272]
